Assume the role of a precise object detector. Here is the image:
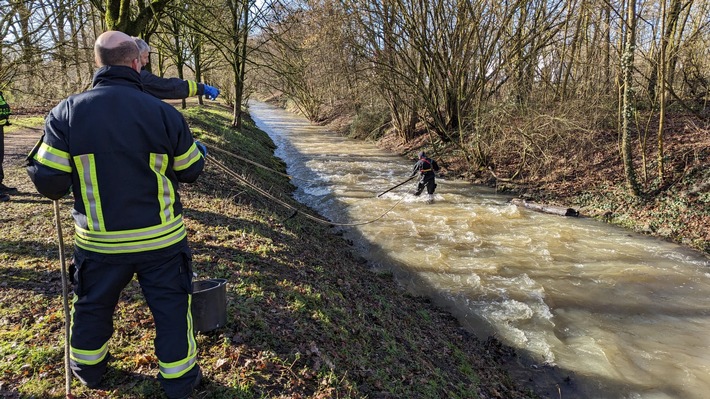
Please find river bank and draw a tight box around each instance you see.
[0,102,551,398]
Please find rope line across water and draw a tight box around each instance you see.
[205,153,407,227]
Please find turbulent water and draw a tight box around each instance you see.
[248,100,710,399]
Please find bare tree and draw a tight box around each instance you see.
[90,0,171,35]
[621,0,640,195]
[183,0,259,127]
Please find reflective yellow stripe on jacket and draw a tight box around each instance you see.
[174,143,202,171]
[34,142,72,172]
[187,80,198,97]
[75,154,105,231]
[74,216,187,254]
[151,153,177,223]
[159,294,198,379]
[73,153,187,254]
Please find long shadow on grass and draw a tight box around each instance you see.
[184,202,286,228]
[0,191,53,205]
[1,239,59,258]
[2,265,63,295]
[1,239,66,296]
[90,366,248,399]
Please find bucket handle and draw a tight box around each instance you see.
[207,278,227,286]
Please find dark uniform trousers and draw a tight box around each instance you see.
[414,173,437,196]
[70,247,200,398]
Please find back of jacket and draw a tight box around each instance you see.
[412,156,439,178]
[28,65,204,256]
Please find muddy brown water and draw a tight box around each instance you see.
[249,100,710,399]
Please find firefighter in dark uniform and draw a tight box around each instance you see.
[134,37,220,100]
[27,31,205,399]
[410,151,440,203]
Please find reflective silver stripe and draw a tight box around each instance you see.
[160,294,197,378]
[152,154,174,222]
[76,154,103,231]
[70,342,109,365]
[35,142,72,172]
[160,356,196,378]
[75,216,183,241]
[75,226,186,254]
[174,144,201,171]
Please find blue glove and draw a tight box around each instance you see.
[195,140,208,157]
[203,85,219,100]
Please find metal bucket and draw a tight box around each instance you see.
[191,278,227,332]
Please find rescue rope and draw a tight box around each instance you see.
[206,154,406,227]
[204,143,319,184]
[53,200,74,399]
[377,175,416,197]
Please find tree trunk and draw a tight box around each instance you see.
[621,0,640,196]
[195,42,203,106]
[234,0,249,129]
[657,0,668,184]
[511,199,580,217]
[170,17,187,109]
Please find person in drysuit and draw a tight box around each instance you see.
[410,151,440,203]
[26,30,205,399]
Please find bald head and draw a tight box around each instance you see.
[94,31,140,69]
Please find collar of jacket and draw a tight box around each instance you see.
[92,65,144,92]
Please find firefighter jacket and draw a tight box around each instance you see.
[140,69,206,100]
[27,65,205,256]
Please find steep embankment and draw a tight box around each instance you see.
[0,102,543,399]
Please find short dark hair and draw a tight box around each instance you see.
[95,40,139,66]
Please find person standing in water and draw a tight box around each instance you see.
[410,151,440,203]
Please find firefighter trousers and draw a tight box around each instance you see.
[414,174,437,196]
[69,248,200,399]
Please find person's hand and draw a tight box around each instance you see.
[203,85,220,100]
[195,140,208,157]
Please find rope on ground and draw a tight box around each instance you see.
[204,143,319,184]
[206,154,406,227]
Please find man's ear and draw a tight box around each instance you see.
[131,58,142,73]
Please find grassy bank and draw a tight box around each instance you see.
[0,102,538,398]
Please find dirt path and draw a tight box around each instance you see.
[2,125,44,201]
[3,125,43,161]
